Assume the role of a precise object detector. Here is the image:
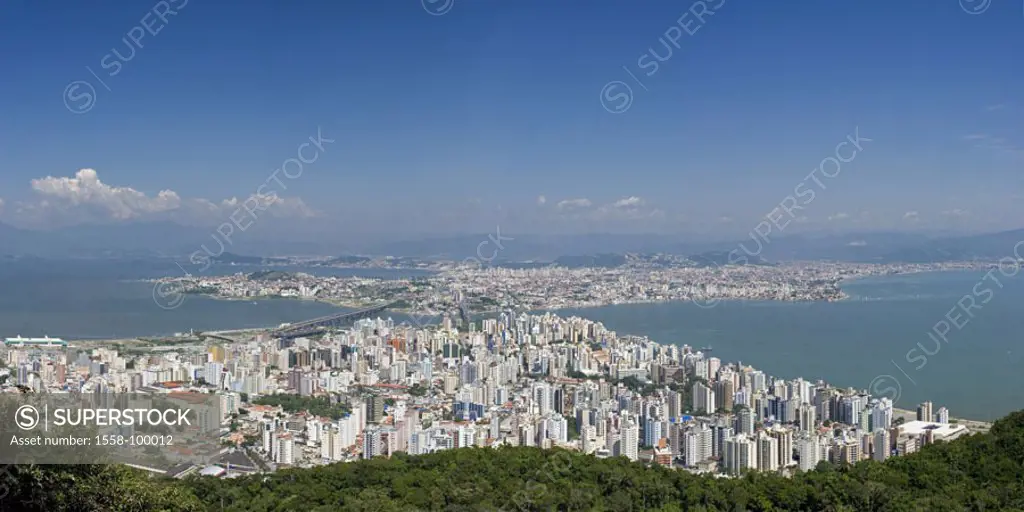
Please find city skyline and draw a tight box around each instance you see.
[0,308,984,476]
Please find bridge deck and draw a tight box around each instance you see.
[271,301,396,337]
[195,302,397,342]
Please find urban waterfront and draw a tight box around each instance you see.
[551,270,1024,421]
[1,261,1020,420]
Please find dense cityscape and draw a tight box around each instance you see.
[153,259,992,315]
[1,302,985,480]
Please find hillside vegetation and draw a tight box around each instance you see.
[3,410,1024,511]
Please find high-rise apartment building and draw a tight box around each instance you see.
[768,426,794,467]
[799,403,816,432]
[917,401,933,422]
[367,395,385,424]
[693,381,716,415]
[756,432,780,472]
[873,429,890,461]
[621,418,640,461]
[736,407,755,435]
[724,434,757,476]
[714,379,734,412]
[797,436,821,471]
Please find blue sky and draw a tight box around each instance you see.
[0,0,1021,238]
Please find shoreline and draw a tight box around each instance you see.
[166,263,1009,316]
[129,268,1014,425]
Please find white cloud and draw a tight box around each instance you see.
[536,195,547,205]
[31,168,181,220]
[612,196,644,208]
[592,196,663,221]
[827,212,850,222]
[203,195,315,219]
[964,133,1024,157]
[11,168,315,227]
[942,208,969,217]
[556,198,592,211]
[548,196,663,223]
[985,104,1007,112]
[903,211,919,221]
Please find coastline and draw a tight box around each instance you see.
[161,263,1008,315]
[135,266,1013,423]
[186,264,971,314]
[65,318,996,430]
[548,300,996,427]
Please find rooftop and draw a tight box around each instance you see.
[199,465,227,477]
[898,421,968,438]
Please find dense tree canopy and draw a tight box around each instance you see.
[251,393,351,420]
[5,410,1024,511]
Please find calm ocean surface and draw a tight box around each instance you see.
[0,259,431,339]
[1,260,1020,420]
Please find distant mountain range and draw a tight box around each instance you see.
[1,221,1022,264]
[362,230,1024,264]
[0,221,356,258]
[0,221,203,258]
[210,252,291,265]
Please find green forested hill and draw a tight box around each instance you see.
[4,410,1024,511]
